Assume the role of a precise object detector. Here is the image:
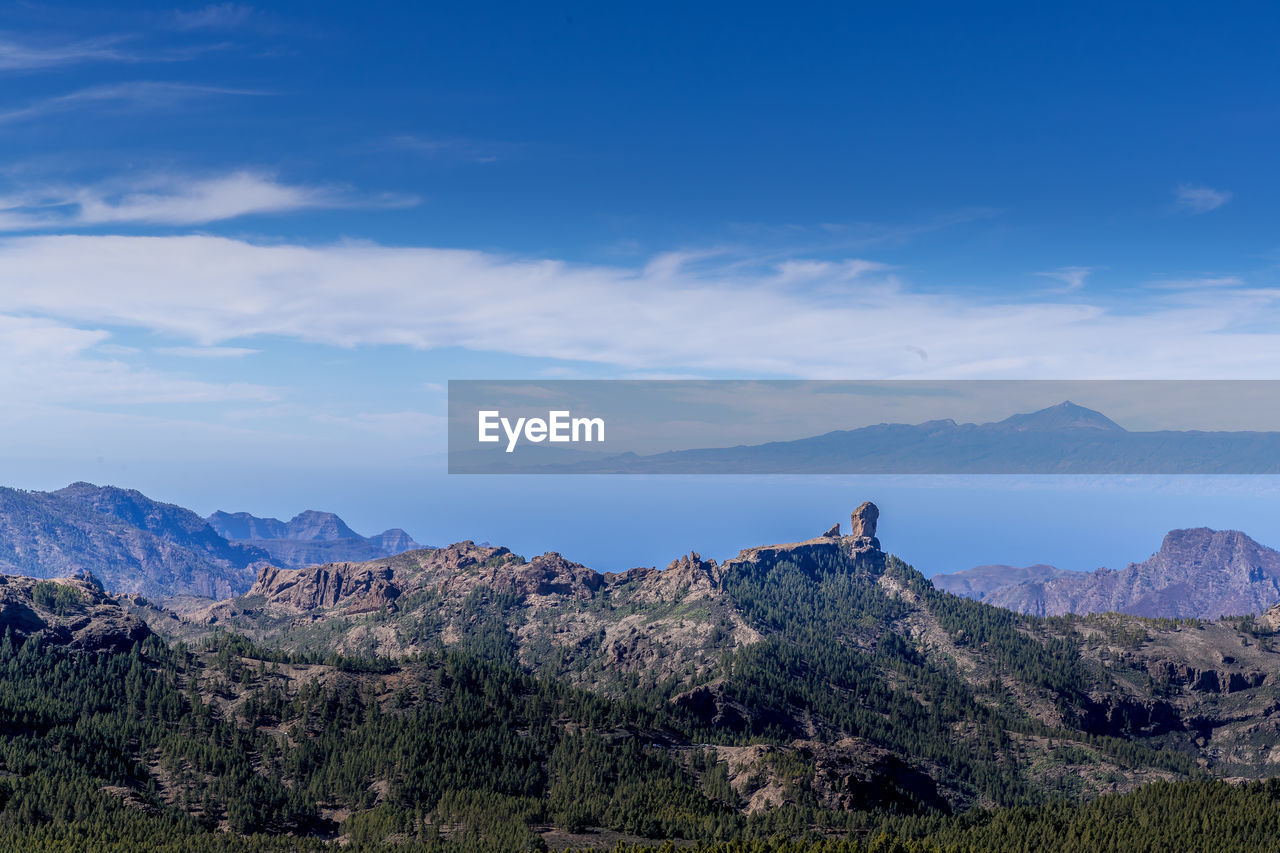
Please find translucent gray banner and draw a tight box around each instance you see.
[448,380,1280,474]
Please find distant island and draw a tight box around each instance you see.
[480,401,1280,474]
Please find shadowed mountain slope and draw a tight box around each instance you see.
[0,484,268,599]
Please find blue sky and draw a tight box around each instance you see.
[3,2,1280,574]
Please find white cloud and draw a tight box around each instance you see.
[1035,266,1091,293]
[0,171,410,228]
[1148,276,1244,290]
[155,345,260,358]
[0,35,132,71]
[2,234,1280,379]
[1175,184,1232,213]
[387,134,509,164]
[0,314,275,405]
[0,81,259,126]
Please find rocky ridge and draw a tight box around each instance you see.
[0,484,268,599]
[962,528,1280,619]
[123,501,1280,808]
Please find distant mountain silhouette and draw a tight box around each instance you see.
[0,483,269,599]
[207,509,422,568]
[506,402,1280,474]
[989,401,1125,433]
[934,528,1280,619]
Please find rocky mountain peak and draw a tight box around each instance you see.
[284,510,361,542]
[208,508,423,569]
[1155,526,1256,557]
[851,502,879,540]
[992,401,1125,433]
[958,525,1280,620]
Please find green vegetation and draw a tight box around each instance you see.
[613,779,1280,852]
[0,542,1271,849]
[30,579,85,615]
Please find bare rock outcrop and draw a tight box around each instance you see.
[1143,659,1268,694]
[850,501,880,549]
[636,552,723,602]
[435,548,603,602]
[248,563,401,613]
[983,528,1280,619]
[724,502,885,574]
[0,575,151,652]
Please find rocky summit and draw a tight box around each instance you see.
[938,527,1280,619]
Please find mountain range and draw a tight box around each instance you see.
[494,401,1280,474]
[0,483,422,600]
[934,527,1280,619]
[207,509,422,570]
[12,499,1280,847]
[126,501,1280,817]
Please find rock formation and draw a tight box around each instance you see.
[208,509,423,569]
[248,562,401,614]
[0,574,151,652]
[850,501,880,550]
[850,502,878,538]
[971,528,1280,619]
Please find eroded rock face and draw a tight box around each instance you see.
[248,563,401,613]
[506,552,605,599]
[1076,693,1182,736]
[635,552,723,603]
[984,528,1280,619]
[723,502,886,575]
[850,502,878,539]
[671,680,751,730]
[1143,659,1268,695]
[801,738,951,815]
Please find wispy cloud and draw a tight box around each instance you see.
[1148,276,1245,290]
[171,4,257,31]
[0,33,231,72]
[0,34,133,71]
[155,346,260,358]
[387,134,511,164]
[1174,184,1232,214]
[0,81,260,126]
[0,314,275,406]
[1035,266,1092,293]
[1,234,1279,378]
[0,171,414,228]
